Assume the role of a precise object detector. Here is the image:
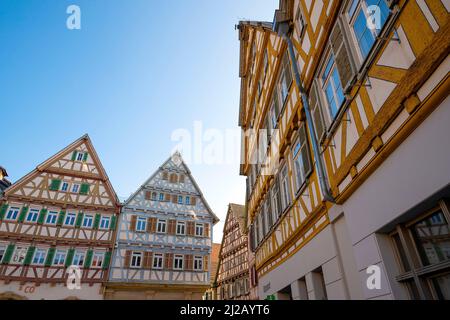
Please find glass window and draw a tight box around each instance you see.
[76,152,84,161]
[53,250,66,266]
[322,54,345,119]
[6,207,19,220]
[176,221,186,235]
[194,256,203,270]
[73,251,85,266]
[292,126,312,191]
[159,193,164,201]
[100,216,110,229]
[136,217,147,232]
[82,215,93,228]
[64,213,76,226]
[0,246,5,263]
[92,252,104,268]
[178,195,183,204]
[280,165,291,211]
[33,249,47,265]
[151,192,157,201]
[11,247,27,264]
[72,184,80,193]
[157,219,167,233]
[411,211,450,266]
[46,211,58,225]
[174,255,184,270]
[195,223,204,236]
[26,209,39,223]
[185,196,191,205]
[153,253,163,269]
[60,182,70,192]
[130,252,142,268]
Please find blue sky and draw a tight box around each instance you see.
[0,0,276,242]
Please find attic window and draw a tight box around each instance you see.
[72,150,88,162]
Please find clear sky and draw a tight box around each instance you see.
[0,0,277,243]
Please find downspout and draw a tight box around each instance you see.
[278,23,335,203]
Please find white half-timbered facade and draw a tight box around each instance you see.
[0,135,121,300]
[106,152,219,300]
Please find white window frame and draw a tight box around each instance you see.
[53,250,66,266]
[195,223,204,237]
[32,248,47,265]
[64,212,76,226]
[82,214,93,228]
[73,251,85,266]
[185,196,191,205]
[194,256,203,271]
[76,151,84,162]
[46,211,58,225]
[6,207,20,221]
[153,253,163,269]
[156,219,167,233]
[91,252,104,268]
[176,221,186,235]
[71,184,80,194]
[280,165,291,211]
[136,217,147,232]
[159,193,164,201]
[0,245,5,263]
[178,195,183,204]
[320,52,345,121]
[60,181,70,192]
[173,255,184,270]
[99,216,110,229]
[26,208,39,223]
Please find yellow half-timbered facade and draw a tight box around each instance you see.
[238,0,450,300]
[0,135,121,299]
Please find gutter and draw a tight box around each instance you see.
[276,22,335,203]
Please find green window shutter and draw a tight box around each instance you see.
[71,151,77,161]
[65,248,75,267]
[79,183,90,195]
[82,152,89,162]
[110,215,117,230]
[2,244,15,264]
[102,251,111,270]
[37,209,48,224]
[49,179,61,191]
[84,249,93,268]
[57,210,66,226]
[18,206,29,223]
[75,212,84,228]
[93,213,101,229]
[44,248,56,267]
[0,204,9,221]
[23,246,36,266]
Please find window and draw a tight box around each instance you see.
[53,250,66,266]
[46,211,58,225]
[151,192,157,201]
[309,82,327,141]
[159,193,164,201]
[76,152,84,161]
[136,217,147,232]
[82,215,93,228]
[280,165,291,211]
[185,196,191,205]
[157,219,167,233]
[100,216,110,229]
[60,182,70,192]
[257,214,263,243]
[347,0,390,60]
[32,249,47,265]
[73,251,85,266]
[0,246,5,263]
[195,223,204,237]
[92,252,104,268]
[279,52,293,104]
[295,6,306,39]
[178,195,183,204]
[64,212,76,226]
[321,54,345,119]
[72,184,80,193]
[12,246,27,264]
[292,126,312,192]
[176,221,186,235]
[153,253,163,269]
[174,255,184,270]
[271,181,282,222]
[263,50,269,76]
[194,256,203,271]
[6,207,19,221]
[26,209,39,223]
[391,203,450,300]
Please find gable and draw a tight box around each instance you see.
[125,153,219,224]
[5,135,119,209]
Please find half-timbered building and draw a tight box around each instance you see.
[238,0,450,300]
[105,152,219,300]
[0,135,121,299]
[214,204,251,300]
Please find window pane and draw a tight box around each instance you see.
[392,233,411,272]
[430,272,450,300]
[411,211,450,266]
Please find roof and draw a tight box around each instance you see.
[229,203,246,234]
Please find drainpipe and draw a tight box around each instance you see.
[277,23,335,203]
